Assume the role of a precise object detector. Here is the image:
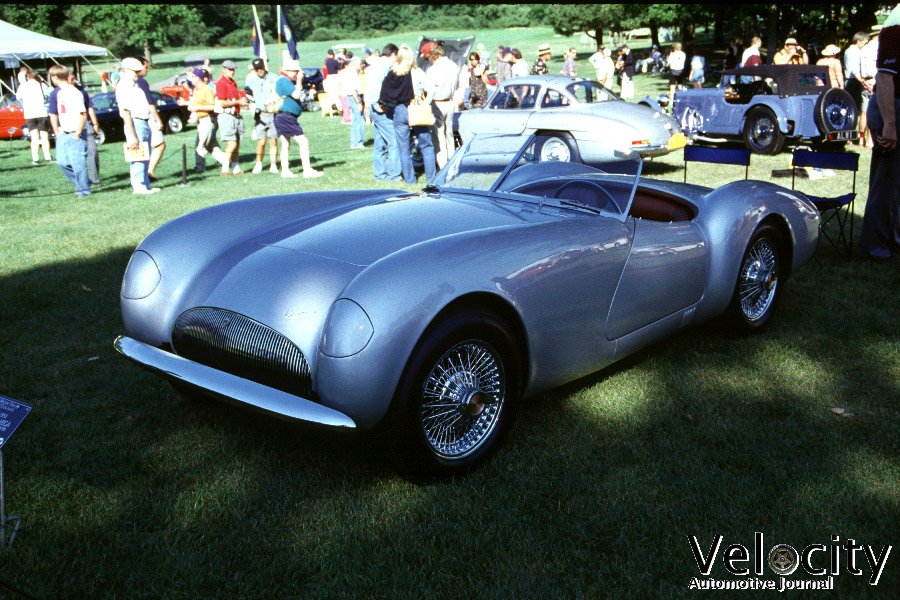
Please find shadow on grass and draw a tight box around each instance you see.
[0,246,896,598]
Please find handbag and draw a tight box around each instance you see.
[407,94,435,127]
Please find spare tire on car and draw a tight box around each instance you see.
[814,87,857,135]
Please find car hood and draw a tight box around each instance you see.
[262,192,541,267]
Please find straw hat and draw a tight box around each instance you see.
[821,44,840,57]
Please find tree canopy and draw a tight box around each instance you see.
[0,3,891,60]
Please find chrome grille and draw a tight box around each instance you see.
[172,308,311,397]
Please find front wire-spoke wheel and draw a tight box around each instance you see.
[421,341,505,460]
[387,311,520,481]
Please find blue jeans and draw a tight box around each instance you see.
[349,96,365,148]
[393,103,435,184]
[371,109,400,180]
[130,118,152,192]
[56,130,90,196]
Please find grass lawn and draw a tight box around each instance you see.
[0,32,898,599]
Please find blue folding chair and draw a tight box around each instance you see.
[790,149,859,256]
[683,145,751,183]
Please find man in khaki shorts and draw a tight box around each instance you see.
[245,58,280,174]
[215,59,249,175]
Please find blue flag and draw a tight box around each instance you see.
[278,5,298,61]
[251,5,267,61]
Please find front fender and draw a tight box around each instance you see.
[314,217,631,428]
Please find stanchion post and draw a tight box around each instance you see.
[180,142,188,187]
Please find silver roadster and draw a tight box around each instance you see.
[457,75,686,157]
[115,130,819,479]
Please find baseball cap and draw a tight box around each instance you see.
[121,57,143,72]
[192,67,209,79]
[502,47,512,55]
[251,58,266,70]
[222,59,237,70]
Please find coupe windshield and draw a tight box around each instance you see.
[433,132,642,218]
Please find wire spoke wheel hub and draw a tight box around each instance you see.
[420,340,505,460]
[739,238,778,322]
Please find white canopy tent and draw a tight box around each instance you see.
[0,19,109,94]
[0,19,108,61]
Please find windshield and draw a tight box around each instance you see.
[433,132,642,219]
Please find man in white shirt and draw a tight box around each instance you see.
[365,44,401,180]
[859,28,881,147]
[116,57,158,194]
[844,32,869,142]
[424,42,462,168]
[48,64,91,197]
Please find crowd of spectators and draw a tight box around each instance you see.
[8,24,898,256]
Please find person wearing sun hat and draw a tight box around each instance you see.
[531,43,552,75]
[815,44,844,88]
[273,58,323,179]
[773,37,809,65]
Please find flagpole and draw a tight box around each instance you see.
[276,5,282,70]
[251,4,268,70]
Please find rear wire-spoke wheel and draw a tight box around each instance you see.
[388,311,519,481]
[730,225,782,331]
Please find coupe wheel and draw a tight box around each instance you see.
[743,107,785,155]
[535,133,579,162]
[166,114,184,134]
[94,126,106,146]
[729,225,783,331]
[387,311,520,480]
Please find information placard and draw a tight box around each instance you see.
[0,396,31,451]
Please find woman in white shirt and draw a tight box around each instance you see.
[16,71,52,164]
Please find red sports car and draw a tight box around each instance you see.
[0,98,26,140]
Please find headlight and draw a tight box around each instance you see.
[121,250,161,299]
[321,299,374,358]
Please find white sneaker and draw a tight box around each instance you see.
[281,171,298,178]
[252,162,263,174]
[269,164,279,174]
[232,165,243,175]
[134,187,161,195]
[303,169,324,179]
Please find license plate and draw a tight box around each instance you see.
[828,130,859,141]
[668,132,687,150]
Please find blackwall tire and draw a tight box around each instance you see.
[387,310,521,481]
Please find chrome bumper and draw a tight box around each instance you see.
[114,336,356,429]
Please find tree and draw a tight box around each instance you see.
[59,5,204,63]
[545,4,642,49]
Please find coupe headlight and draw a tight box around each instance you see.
[321,299,374,358]
[121,250,161,299]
